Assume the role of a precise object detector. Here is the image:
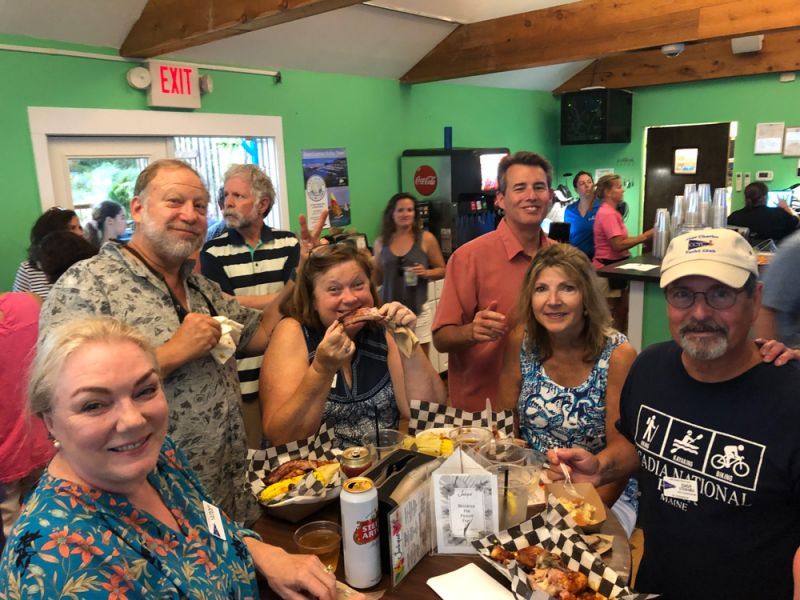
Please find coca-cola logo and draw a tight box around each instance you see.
[353,516,379,545]
[413,165,438,196]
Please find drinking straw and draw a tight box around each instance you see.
[503,467,510,524]
[374,409,381,461]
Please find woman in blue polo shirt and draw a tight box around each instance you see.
[563,171,600,259]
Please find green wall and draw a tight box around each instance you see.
[0,34,559,289]
[557,74,800,347]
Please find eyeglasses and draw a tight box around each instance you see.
[664,285,745,310]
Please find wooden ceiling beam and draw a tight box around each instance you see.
[401,0,800,84]
[120,0,363,58]
[553,29,800,94]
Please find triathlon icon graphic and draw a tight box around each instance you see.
[670,430,703,455]
[710,444,751,477]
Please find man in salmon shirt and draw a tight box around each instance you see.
[432,151,556,410]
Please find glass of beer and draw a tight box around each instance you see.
[293,521,342,573]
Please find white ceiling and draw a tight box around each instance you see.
[0,0,584,91]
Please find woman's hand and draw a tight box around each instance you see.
[379,301,417,330]
[246,539,336,600]
[312,320,355,375]
[408,263,427,278]
[755,337,800,366]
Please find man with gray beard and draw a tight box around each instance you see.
[547,228,800,599]
[201,164,300,447]
[39,159,279,524]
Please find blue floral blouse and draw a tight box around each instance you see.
[0,437,260,599]
[518,331,638,510]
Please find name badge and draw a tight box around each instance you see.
[662,476,698,502]
[203,500,227,541]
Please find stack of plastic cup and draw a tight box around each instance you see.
[653,208,671,258]
[697,184,711,226]
[672,195,685,237]
[709,188,728,228]
[684,191,702,229]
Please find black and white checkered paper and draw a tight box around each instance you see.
[473,495,657,600]
[247,421,342,506]
[407,400,514,437]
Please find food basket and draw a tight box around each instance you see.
[473,495,656,600]
[247,422,342,523]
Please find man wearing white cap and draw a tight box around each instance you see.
[548,228,800,599]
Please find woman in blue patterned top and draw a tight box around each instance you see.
[498,244,639,535]
[262,243,446,447]
[0,317,338,599]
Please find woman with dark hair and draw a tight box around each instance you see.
[83,200,127,248]
[38,230,98,284]
[373,193,445,354]
[563,171,600,258]
[498,243,638,535]
[261,243,445,447]
[12,208,82,299]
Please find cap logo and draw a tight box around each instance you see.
[687,239,714,250]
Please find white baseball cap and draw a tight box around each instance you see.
[660,228,758,289]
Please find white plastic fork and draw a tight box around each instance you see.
[560,462,582,498]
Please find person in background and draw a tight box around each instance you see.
[373,192,445,356]
[563,171,600,259]
[39,159,284,524]
[592,174,653,332]
[38,230,98,284]
[0,317,339,599]
[549,228,800,599]
[756,229,800,351]
[205,186,228,242]
[83,200,127,248]
[201,164,301,448]
[498,244,639,536]
[432,151,557,410]
[12,207,82,299]
[727,181,798,244]
[0,292,54,540]
[261,243,445,447]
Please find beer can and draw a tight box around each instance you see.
[340,446,373,479]
[340,476,381,588]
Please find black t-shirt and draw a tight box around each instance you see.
[617,341,800,600]
[727,205,798,243]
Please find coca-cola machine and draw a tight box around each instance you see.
[400,148,509,256]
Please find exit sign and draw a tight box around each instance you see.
[147,60,200,109]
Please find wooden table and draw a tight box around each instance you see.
[253,501,631,599]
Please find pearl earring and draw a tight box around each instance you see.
[53,439,61,450]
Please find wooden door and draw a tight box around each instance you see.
[643,123,731,245]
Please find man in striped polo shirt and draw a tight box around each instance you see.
[201,164,299,447]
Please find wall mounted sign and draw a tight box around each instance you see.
[674,148,699,174]
[754,122,784,154]
[302,148,350,229]
[147,60,200,109]
[783,127,800,157]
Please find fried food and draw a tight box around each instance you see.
[489,543,610,600]
[559,496,597,526]
[259,459,339,503]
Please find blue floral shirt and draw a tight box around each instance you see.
[0,437,260,599]
[518,331,638,509]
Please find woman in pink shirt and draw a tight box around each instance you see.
[592,175,652,332]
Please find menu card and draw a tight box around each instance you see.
[432,448,498,554]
